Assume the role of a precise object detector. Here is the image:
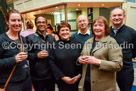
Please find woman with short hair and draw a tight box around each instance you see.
[78,16,123,91]
[49,22,82,91]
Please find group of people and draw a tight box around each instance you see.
[0,7,136,91]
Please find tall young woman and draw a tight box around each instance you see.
[0,9,32,91]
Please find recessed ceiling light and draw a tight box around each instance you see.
[102,4,104,6]
[38,10,41,12]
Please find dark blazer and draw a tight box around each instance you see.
[26,31,56,81]
[0,33,30,83]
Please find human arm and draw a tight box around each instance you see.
[61,73,81,84]
[132,30,136,58]
[26,35,39,61]
[48,49,65,80]
[78,38,123,72]
[95,40,123,71]
[0,38,27,69]
[26,35,49,61]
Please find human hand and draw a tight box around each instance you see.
[78,56,89,64]
[37,50,48,58]
[71,74,81,84]
[15,52,28,63]
[61,76,76,84]
[86,56,100,66]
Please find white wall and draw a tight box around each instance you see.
[14,0,124,12]
[122,2,136,30]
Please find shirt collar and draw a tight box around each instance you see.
[36,30,49,39]
[112,24,123,31]
[77,29,90,35]
[36,30,49,36]
[112,24,123,34]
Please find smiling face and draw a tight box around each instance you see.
[7,13,22,32]
[59,27,70,41]
[35,16,46,33]
[110,8,125,27]
[77,15,89,31]
[93,20,105,38]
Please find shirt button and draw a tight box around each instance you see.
[92,81,95,83]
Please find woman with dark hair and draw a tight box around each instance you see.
[49,22,82,91]
[46,24,59,40]
[78,16,123,91]
[0,9,32,91]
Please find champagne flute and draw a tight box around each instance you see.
[22,47,29,66]
[22,47,28,54]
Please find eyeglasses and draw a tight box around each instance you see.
[36,21,46,24]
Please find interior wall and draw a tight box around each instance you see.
[122,2,136,29]
[99,8,110,24]
[44,14,55,26]
[93,8,99,21]
[14,0,124,12]
[62,10,77,31]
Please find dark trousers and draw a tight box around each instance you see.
[32,79,55,91]
[117,67,134,91]
[0,76,32,91]
[57,81,78,91]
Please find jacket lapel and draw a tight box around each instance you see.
[91,36,110,55]
[78,36,110,91]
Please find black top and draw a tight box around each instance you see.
[0,33,30,83]
[49,38,82,81]
[26,31,56,80]
[110,24,136,68]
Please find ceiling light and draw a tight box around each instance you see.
[38,10,41,12]
[102,4,104,6]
